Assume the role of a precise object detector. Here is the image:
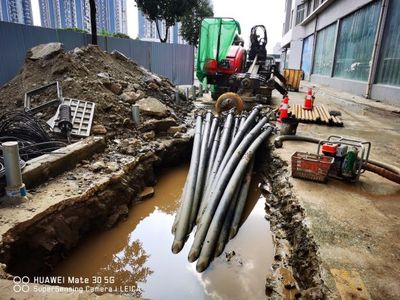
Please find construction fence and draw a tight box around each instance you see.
[0,21,195,87]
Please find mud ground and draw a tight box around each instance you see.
[268,81,400,299]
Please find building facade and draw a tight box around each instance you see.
[0,0,33,25]
[281,0,400,105]
[138,10,185,44]
[39,0,127,34]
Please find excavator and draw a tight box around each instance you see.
[196,18,287,108]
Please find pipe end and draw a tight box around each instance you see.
[188,248,200,263]
[229,228,238,240]
[196,256,210,273]
[214,244,224,258]
[171,240,184,254]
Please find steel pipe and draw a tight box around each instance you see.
[237,114,247,134]
[212,107,261,184]
[195,126,273,271]
[197,109,260,222]
[172,114,202,254]
[205,126,221,185]
[197,113,234,222]
[207,115,267,207]
[207,116,219,151]
[2,141,26,197]
[214,182,241,257]
[231,116,240,140]
[229,157,254,239]
[131,104,140,126]
[189,124,272,263]
[190,112,212,228]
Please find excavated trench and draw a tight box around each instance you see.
[0,138,326,299]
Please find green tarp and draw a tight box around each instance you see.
[196,18,241,82]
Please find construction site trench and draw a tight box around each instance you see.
[1,140,326,299]
[0,43,326,299]
[0,136,324,299]
[1,43,398,300]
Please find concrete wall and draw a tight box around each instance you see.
[0,21,195,87]
[311,74,367,97]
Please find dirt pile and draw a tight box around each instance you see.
[0,43,193,138]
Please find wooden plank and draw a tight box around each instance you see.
[314,106,321,122]
[316,106,327,124]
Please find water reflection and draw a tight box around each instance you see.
[97,239,153,297]
[53,164,274,299]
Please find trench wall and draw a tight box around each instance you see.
[0,138,191,277]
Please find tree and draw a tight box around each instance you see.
[180,0,213,47]
[136,0,197,43]
[89,0,97,45]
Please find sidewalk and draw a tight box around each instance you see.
[271,83,400,299]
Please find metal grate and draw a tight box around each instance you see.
[47,98,95,137]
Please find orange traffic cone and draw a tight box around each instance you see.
[303,87,314,110]
[278,96,289,121]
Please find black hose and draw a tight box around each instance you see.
[274,135,320,148]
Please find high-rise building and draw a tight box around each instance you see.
[38,0,127,34]
[0,0,33,25]
[138,10,185,44]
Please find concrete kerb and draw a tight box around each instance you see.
[22,136,106,189]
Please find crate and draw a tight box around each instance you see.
[283,69,303,92]
[291,152,334,183]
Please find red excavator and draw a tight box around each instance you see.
[197,18,287,105]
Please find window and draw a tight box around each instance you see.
[313,0,320,10]
[306,0,313,17]
[376,0,400,86]
[313,23,336,76]
[296,3,306,25]
[289,9,294,29]
[333,1,381,81]
[301,34,314,79]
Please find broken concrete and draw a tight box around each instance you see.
[136,97,170,118]
[140,118,178,133]
[139,187,155,200]
[120,91,143,103]
[28,43,63,60]
[22,137,106,189]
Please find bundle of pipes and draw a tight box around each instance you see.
[290,104,343,127]
[171,106,274,272]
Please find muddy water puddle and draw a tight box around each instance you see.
[52,164,274,299]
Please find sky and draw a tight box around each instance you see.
[31,0,285,53]
[212,0,285,53]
